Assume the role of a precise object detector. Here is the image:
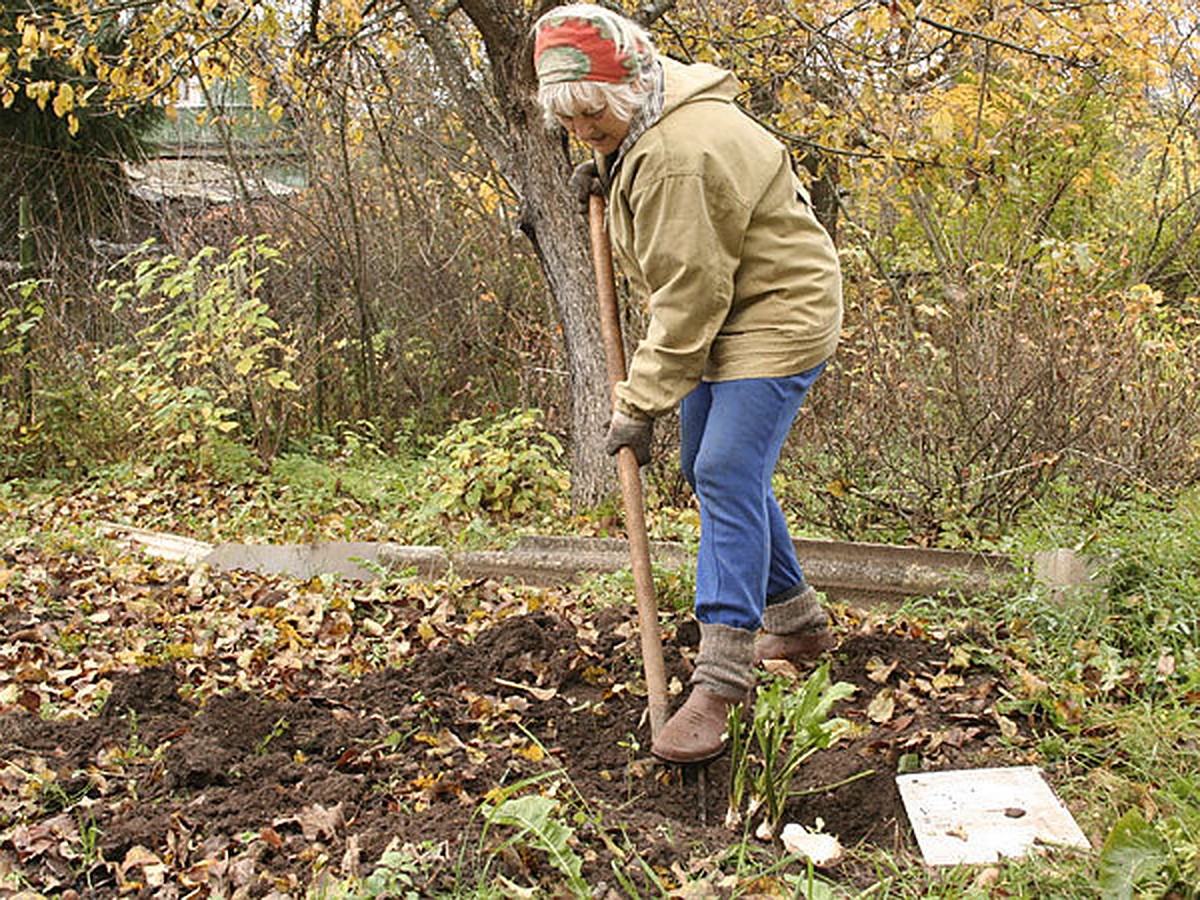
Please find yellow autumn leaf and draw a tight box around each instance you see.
[25,80,52,110]
[21,23,40,52]
[1014,662,1049,698]
[865,656,898,684]
[248,74,269,109]
[52,81,74,117]
[826,478,851,498]
[995,712,1019,740]
[277,621,311,647]
[477,182,500,216]
[929,106,956,144]
[516,742,545,762]
[931,672,963,691]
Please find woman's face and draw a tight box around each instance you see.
[556,105,630,155]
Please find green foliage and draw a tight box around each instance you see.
[1097,809,1173,899]
[1,301,135,475]
[1096,803,1199,900]
[572,563,695,615]
[0,279,44,368]
[354,840,433,898]
[411,409,569,544]
[726,665,856,838]
[198,436,264,484]
[94,236,300,464]
[480,794,587,897]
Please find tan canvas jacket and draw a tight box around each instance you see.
[603,58,843,419]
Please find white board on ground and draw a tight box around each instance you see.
[896,766,1091,866]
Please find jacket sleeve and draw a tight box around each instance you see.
[613,169,752,419]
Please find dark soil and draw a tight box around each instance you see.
[0,607,1027,897]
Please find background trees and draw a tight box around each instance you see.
[2,0,1197,542]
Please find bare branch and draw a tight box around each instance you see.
[390,0,508,166]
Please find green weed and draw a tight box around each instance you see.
[725,665,856,839]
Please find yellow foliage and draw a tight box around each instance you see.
[25,80,53,110]
[516,742,545,762]
[52,81,74,117]
[928,106,956,145]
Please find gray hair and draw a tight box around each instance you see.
[533,4,658,129]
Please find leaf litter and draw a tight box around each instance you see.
[0,541,1039,896]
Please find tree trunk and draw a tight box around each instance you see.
[515,135,615,508]
[399,0,616,508]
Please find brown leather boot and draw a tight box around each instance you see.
[755,585,835,665]
[652,622,756,764]
[650,685,743,764]
[754,626,836,665]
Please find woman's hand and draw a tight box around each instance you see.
[568,161,604,214]
[604,409,654,466]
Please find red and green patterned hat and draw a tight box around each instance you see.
[534,12,651,86]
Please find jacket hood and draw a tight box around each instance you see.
[660,57,740,116]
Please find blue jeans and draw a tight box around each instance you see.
[680,364,825,631]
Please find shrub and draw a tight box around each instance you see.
[94,237,300,467]
[408,409,570,544]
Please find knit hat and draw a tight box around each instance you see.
[533,11,652,87]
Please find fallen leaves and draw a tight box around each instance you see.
[494,678,557,701]
[116,845,167,892]
[7,814,79,864]
[844,619,1021,767]
[290,802,345,843]
[0,544,578,722]
[0,536,627,894]
[866,657,899,684]
[0,511,1045,899]
[867,688,896,724]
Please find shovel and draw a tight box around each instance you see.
[587,193,670,740]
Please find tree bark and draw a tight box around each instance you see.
[517,134,615,507]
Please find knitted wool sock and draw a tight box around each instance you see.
[690,622,757,700]
[762,585,828,636]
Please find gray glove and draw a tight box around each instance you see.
[568,160,603,215]
[604,410,653,466]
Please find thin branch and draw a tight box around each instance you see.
[915,14,1098,68]
[834,192,904,307]
[391,0,508,167]
[1142,188,1200,283]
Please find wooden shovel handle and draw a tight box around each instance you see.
[587,193,670,740]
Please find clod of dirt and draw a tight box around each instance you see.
[101,665,188,719]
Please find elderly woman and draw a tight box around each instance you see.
[533,4,844,764]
